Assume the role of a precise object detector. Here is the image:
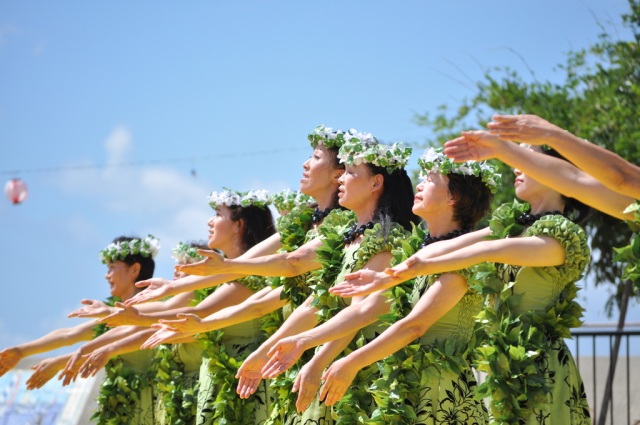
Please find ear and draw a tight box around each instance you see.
[129,262,141,279]
[371,173,384,193]
[234,218,245,234]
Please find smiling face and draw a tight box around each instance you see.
[207,205,239,252]
[300,145,342,199]
[104,260,139,300]
[412,171,453,219]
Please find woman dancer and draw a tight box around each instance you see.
[332,142,592,424]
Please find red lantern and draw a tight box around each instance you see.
[4,178,28,205]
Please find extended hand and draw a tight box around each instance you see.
[262,337,306,378]
[156,313,206,335]
[78,349,111,379]
[101,302,141,327]
[26,357,66,389]
[292,361,322,412]
[124,278,172,305]
[235,350,269,399]
[175,249,226,276]
[141,326,186,349]
[443,131,504,162]
[488,114,563,146]
[330,269,391,297]
[383,254,425,280]
[68,299,112,318]
[0,347,22,377]
[319,357,358,406]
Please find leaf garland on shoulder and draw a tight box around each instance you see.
[272,204,317,307]
[468,201,589,424]
[615,201,640,291]
[311,215,409,323]
[152,344,198,424]
[92,354,156,425]
[91,296,121,338]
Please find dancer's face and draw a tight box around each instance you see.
[300,146,342,199]
[513,145,550,202]
[412,171,453,218]
[105,260,138,299]
[337,163,381,211]
[207,205,239,252]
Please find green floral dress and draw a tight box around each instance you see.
[91,298,157,425]
[153,341,202,424]
[471,202,591,425]
[296,219,409,424]
[94,350,157,425]
[196,275,272,425]
[266,208,356,425]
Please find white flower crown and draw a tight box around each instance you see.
[171,241,206,264]
[271,189,315,214]
[208,188,271,210]
[418,147,501,193]
[100,235,160,264]
[338,137,412,174]
[308,125,377,150]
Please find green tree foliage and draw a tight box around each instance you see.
[413,0,640,315]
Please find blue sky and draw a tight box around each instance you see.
[0,0,638,355]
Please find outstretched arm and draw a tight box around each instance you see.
[320,272,469,405]
[444,130,635,220]
[387,235,565,280]
[143,286,288,347]
[176,233,283,276]
[330,228,491,298]
[488,114,640,200]
[0,320,98,376]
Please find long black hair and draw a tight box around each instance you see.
[447,173,494,230]
[367,164,421,231]
[228,205,276,252]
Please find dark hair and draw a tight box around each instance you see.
[228,205,276,252]
[112,236,155,282]
[322,144,345,211]
[541,148,591,225]
[447,173,493,230]
[367,164,421,231]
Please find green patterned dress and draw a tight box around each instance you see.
[196,275,272,425]
[371,270,489,425]
[303,219,410,424]
[472,202,591,424]
[267,208,356,425]
[153,341,203,424]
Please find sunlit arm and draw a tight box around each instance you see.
[388,235,565,279]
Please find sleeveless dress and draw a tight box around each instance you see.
[266,208,356,425]
[195,275,272,425]
[94,350,156,424]
[153,341,203,424]
[304,219,410,424]
[471,202,591,424]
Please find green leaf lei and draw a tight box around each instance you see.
[152,345,198,424]
[92,353,156,425]
[271,189,315,215]
[469,201,589,424]
[615,201,640,291]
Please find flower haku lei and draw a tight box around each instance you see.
[208,188,271,209]
[308,125,377,149]
[271,189,314,215]
[99,235,160,264]
[171,241,206,264]
[338,138,412,174]
[419,147,501,193]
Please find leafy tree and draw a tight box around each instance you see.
[414,0,640,315]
